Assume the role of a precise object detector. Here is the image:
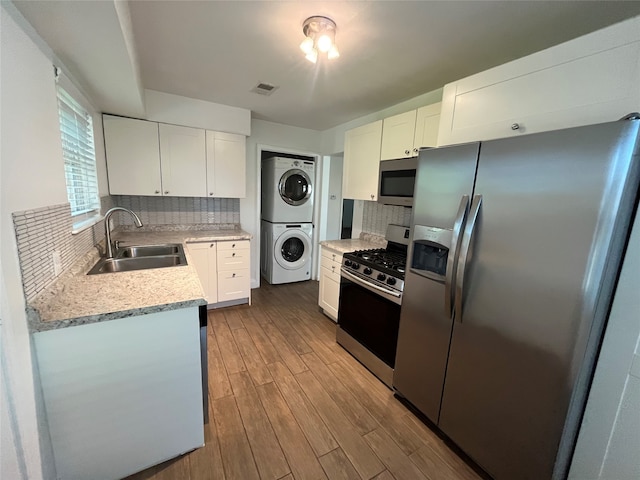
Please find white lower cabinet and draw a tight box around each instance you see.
[34,308,204,480]
[188,239,251,307]
[187,241,218,304]
[216,240,251,303]
[318,247,342,321]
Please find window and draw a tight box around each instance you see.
[56,86,100,229]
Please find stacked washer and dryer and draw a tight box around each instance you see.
[260,157,315,284]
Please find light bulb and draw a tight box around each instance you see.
[328,45,340,60]
[300,36,314,55]
[305,49,318,64]
[316,34,332,53]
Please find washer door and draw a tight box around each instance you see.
[279,169,312,206]
[275,230,311,270]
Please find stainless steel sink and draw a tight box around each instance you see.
[116,244,184,258]
[87,243,187,275]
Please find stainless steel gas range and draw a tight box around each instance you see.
[336,224,410,387]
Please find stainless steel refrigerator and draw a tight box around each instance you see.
[393,117,640,480]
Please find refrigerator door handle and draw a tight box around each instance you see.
[445,195,470,317]
[455,194,482,322]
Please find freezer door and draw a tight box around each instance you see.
[393,143,479,423]
[438,120,640,480]
[412,143,480,229]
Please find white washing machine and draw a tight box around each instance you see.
[262,157,315,223]
[261,221,313,284]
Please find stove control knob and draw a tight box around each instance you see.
[387,277,397,286]
[363,267,372,275]
[377,273,387,281]
[352,262,360,270]
[344,260,352,267]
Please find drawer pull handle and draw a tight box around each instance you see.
[210,243,214,248]
[232,253,236,257]
[232,243,236,248]
[511,123,520,131]
[232,273,236,277]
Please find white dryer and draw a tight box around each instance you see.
[262,157,315,223]
[261,221,313,284]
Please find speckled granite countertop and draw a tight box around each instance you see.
[320,233,387,255]
[29,227,251,332]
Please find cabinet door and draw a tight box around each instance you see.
[343,120,383,201]
[103,115,162,196]
[380,110,417,160]
[318,248,342,321]
[217,270,250,302]
[187,242,218,304]
[438,36,640,146]
[413,103,441,150]
[159,124,207,197]
[206,131,246,198]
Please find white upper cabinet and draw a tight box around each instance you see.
[380,110,417,160]
[343,120,383,201]
[159,124,207,197]
[380,103,441,160]
[413,103,441,150]
[206,131,246,198]
[437,17,640,146]
[104,115,246,198]
[104,115,162,196]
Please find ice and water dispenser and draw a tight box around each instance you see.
[410,225,452,281]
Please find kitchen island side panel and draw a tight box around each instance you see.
[34,307,204,480]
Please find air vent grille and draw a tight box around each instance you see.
[251,82,279,96]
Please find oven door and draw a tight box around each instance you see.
[337,270,401,387]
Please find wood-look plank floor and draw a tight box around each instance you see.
[125,280,483,480]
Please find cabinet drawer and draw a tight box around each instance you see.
[321,247,342,264]
[218,269,250,301]
[217,249,250,270]
[321,254,341,274]
[217,240,249,252]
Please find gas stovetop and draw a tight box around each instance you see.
[344,248,407,278]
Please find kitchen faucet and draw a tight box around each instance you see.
[103,207,143,258]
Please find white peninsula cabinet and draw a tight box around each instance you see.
[34,308,204,480]
[380,103,441,160]
[104,115,247,198]
[437,17,640,146]
[187,239,251,307]
[318,246,342,321]
[342,120,383,201]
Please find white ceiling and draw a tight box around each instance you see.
[12,1,640,131]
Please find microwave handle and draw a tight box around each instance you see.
[445,195,469,317]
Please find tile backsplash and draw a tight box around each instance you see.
[361,201,411,236]
[12,197,112,302]
[113,196,240,227]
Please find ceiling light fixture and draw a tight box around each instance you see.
[300,16,339,64]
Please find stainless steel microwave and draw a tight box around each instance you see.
[378,157,418,207]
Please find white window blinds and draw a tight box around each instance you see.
[56,86,100,217]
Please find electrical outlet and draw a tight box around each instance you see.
[52,250,62,276]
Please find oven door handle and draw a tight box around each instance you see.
[341,269,402,299]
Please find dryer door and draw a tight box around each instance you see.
[275,229,311,270]
[279,169,312,206]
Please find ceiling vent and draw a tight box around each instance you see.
[251,82,279,96]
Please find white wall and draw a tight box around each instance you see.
[243,119,323,287]
[1,4,109,478]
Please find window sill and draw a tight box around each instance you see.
[72,214,104,235]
